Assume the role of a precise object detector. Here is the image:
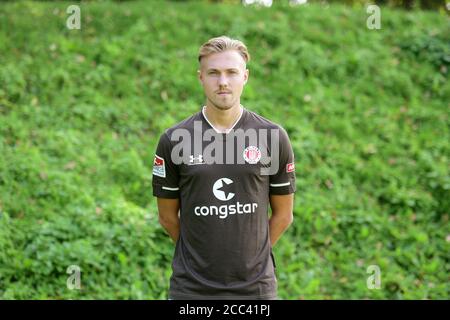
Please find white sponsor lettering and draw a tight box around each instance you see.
[194,202,258,219]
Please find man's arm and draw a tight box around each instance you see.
[269,194,294,247]
[157,197,180,243]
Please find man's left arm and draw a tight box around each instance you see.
[268,126,296,247]
[269,194,294,247]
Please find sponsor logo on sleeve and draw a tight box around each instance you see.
[286,162,295,173]
[153,155,166,178]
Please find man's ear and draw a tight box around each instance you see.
[197,69,203,85]
[244,68,249,84]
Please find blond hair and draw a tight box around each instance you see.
[198,36,251,64]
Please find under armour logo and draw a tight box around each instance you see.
[189,154,204,165]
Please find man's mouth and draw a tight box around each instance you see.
[217,92,231,95]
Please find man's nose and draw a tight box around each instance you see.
[218,74,229,86]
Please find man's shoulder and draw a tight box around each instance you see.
[245,108,286,132]
[159,107,289,138]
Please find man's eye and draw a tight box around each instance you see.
[208,71,218,75]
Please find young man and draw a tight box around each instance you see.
[152,36,296,300]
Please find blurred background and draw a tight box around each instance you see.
[0,0,448,299]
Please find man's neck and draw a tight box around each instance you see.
[203,103,243,133]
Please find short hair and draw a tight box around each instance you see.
[198,36,251,64]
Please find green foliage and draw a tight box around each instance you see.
[398,32,450,70]
[0,1,448,299]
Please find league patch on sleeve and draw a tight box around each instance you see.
[153,155,166,178]
[286,162,295,173]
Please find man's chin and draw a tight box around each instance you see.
[209,100,234,110]
[214,104,234,110]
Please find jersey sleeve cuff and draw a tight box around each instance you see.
[269,181,296,195]
[152,184,180,199]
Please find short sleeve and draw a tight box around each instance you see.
[269,127,296,195]
[152,131,180,199]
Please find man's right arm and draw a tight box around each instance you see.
[157,197,180,244]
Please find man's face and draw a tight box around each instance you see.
[198,50,249,110]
